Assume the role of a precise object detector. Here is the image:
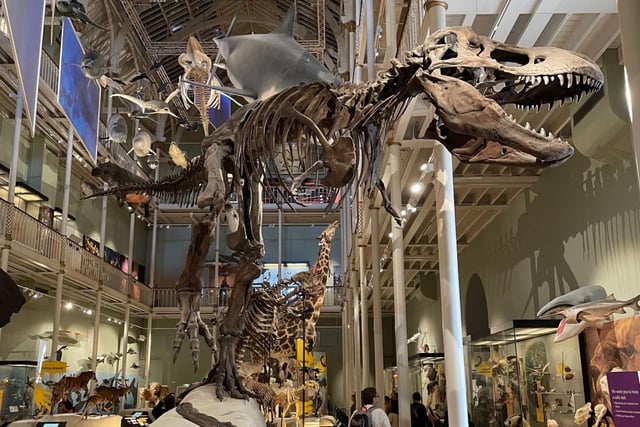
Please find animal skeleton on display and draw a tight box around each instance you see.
[177,36,222,137]
[84,6,603,423]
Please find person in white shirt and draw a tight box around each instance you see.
[349,387,392,427]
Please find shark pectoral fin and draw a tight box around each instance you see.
[579,313,612,323]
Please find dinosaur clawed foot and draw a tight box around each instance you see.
[173,292,218,371]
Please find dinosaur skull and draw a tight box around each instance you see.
[411,26,604,168]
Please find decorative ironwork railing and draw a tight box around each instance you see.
[0,199,152,307]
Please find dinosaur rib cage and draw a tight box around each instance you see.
[235,65,419,208]
[236,83,349,208]
[236,286,280,368]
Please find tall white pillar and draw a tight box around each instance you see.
[51,122,74,360]
[427,2,469,426]
[351,274,362,408]
[144,312,153,386]
[358,191,370,387]
[1,90,23,272]
[121,301,131,380]
[90,287,102,380]
[370,205,385,400]
[388,140,410,425]
[148,166,160,286]
[618,0,640,188]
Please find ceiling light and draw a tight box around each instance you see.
[64,302,73,310]
[171,24,183,32]
[411,183,423,193]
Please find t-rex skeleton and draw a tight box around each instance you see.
[86,24,603,417]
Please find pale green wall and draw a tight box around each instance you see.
[404,55,640,349]
[0,293,146,382]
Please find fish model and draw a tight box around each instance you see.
[536,285,607,318]
[540,293,640,342]
[543,294,640,323]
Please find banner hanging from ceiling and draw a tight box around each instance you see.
[1,0,46,137]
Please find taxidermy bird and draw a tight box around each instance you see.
[407,331,421,344]
[111,94,179,118]
[55,345,68,361]
[168,142,189,168]
[55,0,108,31]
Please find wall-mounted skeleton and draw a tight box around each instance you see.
[86,3,604,420]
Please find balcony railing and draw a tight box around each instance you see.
[0,199,152,307]
[152,284,344,311]
[0,198,343,312]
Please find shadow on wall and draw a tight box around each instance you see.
[465,274,489,340]
[481,148,640,317]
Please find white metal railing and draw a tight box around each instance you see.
[65,240,101,283]
[0,199,151,307]
[153,286,220,309]
[152,285,343,310]
[102,263,129,295]
[40,51,59,94]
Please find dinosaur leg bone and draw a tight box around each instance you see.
[204,258,261,400]
[172,216,218,372]
[197,142,231,210]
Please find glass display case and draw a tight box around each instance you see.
[464,319,587,427]
[0,360,37,424]
[409,352,446,415]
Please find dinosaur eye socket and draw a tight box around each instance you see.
[534,56,545,64]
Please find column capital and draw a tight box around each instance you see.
[424,1,448,12]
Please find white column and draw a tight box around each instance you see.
[351,273,362,408]
[618,0,640,188]
[1,90,22,271]
[51,122,74,360]
[358,191,369,387]
[90,287,102,380]
[365,0,375,80]
[370,205,385,399]
[388,140,410,425]
[148,166,160,286]
[6,90,22,204]
[121,300,131,379]
[426,2,468,426]
[384,0,397,64]
[144,312,153,386]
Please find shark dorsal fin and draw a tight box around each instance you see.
[272,1,296,36]
[605,294,616,301]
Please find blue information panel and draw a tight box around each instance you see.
[58,18,101,164]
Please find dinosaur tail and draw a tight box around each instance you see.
[83,157,206,207]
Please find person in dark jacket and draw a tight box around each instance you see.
[151,393,175,421]
[411,391,429,427]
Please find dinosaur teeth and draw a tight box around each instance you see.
[558,74,565,86]
[525,122,531,130]
[566,73,573,88]
[542,76,549,85]
[540,127,546,137]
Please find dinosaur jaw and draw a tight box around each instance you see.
[410,26,603,167]
[418,71,578,167]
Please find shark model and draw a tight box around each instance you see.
[539,291,640,342]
